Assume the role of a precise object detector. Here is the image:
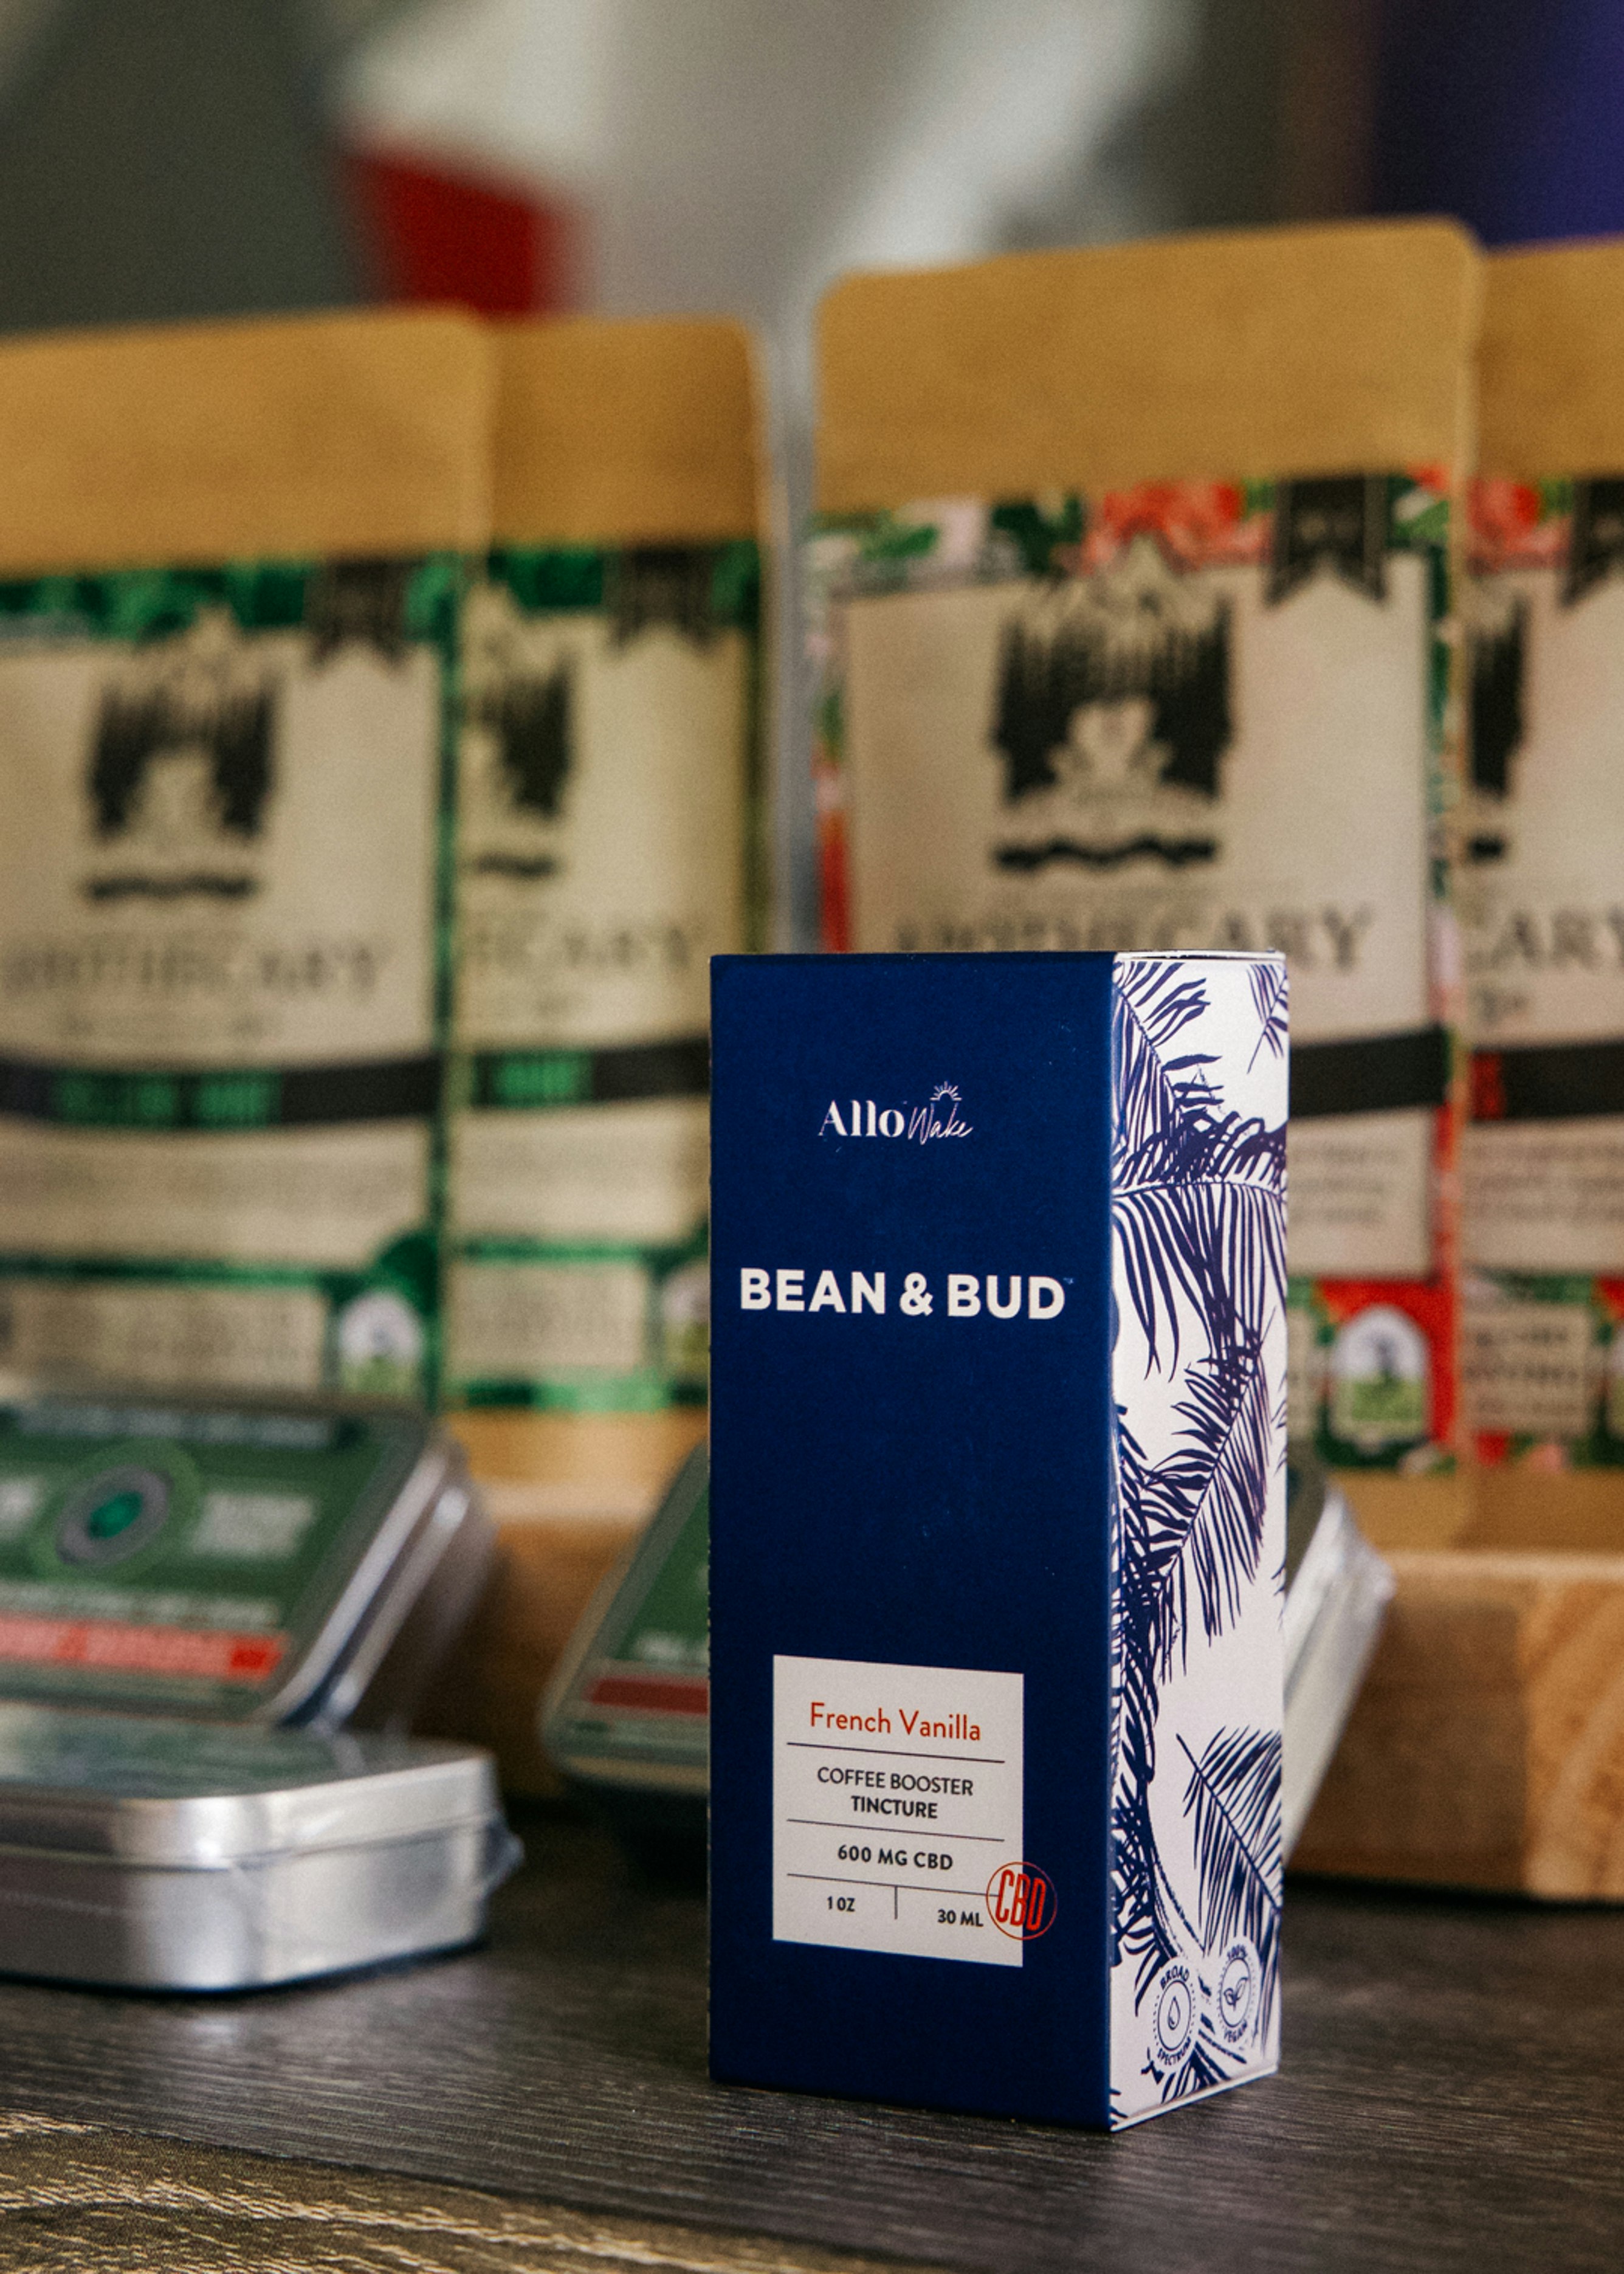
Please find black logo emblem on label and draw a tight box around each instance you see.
[468,664,572,881]
[1465,588,1524,866]
[609,547,720,649]
[1268,475,1389,605]
[1564,476,1624,607]
[990,534,1230,874]
[85,672,274,904]
[306,558,412,663]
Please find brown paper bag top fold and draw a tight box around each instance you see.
[1481,238,1624,476]
[492,315,762,546]
[817,220,1480,512]
[0,306,492,574]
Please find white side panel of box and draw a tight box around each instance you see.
[1107,953,1288,2126]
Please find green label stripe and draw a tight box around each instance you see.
[467,1036,708,1112]
[455,1374,706,1413]
[0,1053,439,1130]
[486,539,760,631]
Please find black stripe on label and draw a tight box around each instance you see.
[0,1053,439,1131]
[1290,1026,1449,1120]
[470,1036,709,1112]
[1471,1038,1624,1123]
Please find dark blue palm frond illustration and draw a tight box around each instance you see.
[1112,962,1287,1373]
[1246,962,1289,1070]
[1113,1132,1286,1374]
[1138,1342,1276,1661]
[1112,1353,1277,2010]
[1111,1413,1204,1999]
[1112,960,1217,1164]
[1180,1724,1282,2036]
[1117,956,1210,1053]
[1109,957,1287,2105]
[1110,1418,1177,1991]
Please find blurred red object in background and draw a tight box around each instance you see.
[345,146,580,316]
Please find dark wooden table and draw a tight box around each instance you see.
[0,1812,1618,2273]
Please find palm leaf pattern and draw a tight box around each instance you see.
[1112,965,1287,1375]
[1247,961,1289,1070]
[1181,1726,1282,2039]
[1109,959,1287,2107]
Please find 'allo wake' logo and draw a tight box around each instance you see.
[820,1083,971,1144]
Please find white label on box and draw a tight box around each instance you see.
[1462,558,1624,1270]
[842,559,1430,1045]
[1461,571,1624,1053]
[1463,1297,1595,1438]
[1464,1119,1624,1273]
[455,585,749,1051]
[1286,1108,1433,1278]
[840,550,1434,1281]
[0,629,439,1067]
[772,1653,1025,1968]
[451,1097,707,1245]
[447,1258,650,1379]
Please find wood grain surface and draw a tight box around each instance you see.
[0,2109,934,2273]
[0,1817,1617,2273]
[1297,1548,1624,1895]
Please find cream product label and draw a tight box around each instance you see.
[0,560,456,1398]
[810,480,1458,1474]
[772,1653,1026,1967]
[1464,478,1624,1460]
[447,542,760,1412]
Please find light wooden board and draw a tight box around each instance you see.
[1298,1539,1624,1895]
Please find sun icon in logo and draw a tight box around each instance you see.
[931,1082,962,1106]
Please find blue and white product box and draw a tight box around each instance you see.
[709,951,1288,2128]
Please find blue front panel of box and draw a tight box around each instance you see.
[709,953,1115,2125]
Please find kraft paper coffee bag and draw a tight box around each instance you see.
[1465,240,1624,1540]
[811,222,1481,1543]
[441,318,765,1778]
[0,309,490,1402]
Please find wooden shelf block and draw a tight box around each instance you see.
[1298,1469,1624,1897]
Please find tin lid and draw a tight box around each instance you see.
[0,1393,462,1723]
[0,1703,499,1866]
[542,1442,709,1796]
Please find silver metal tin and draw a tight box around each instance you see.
[542,1442,709,1803]
[281,1430,494,1734]
[0,1703,520,1990]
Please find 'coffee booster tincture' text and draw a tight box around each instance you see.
[709,951,1287,2127]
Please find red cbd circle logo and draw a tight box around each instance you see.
[986,1861,1056,1940]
